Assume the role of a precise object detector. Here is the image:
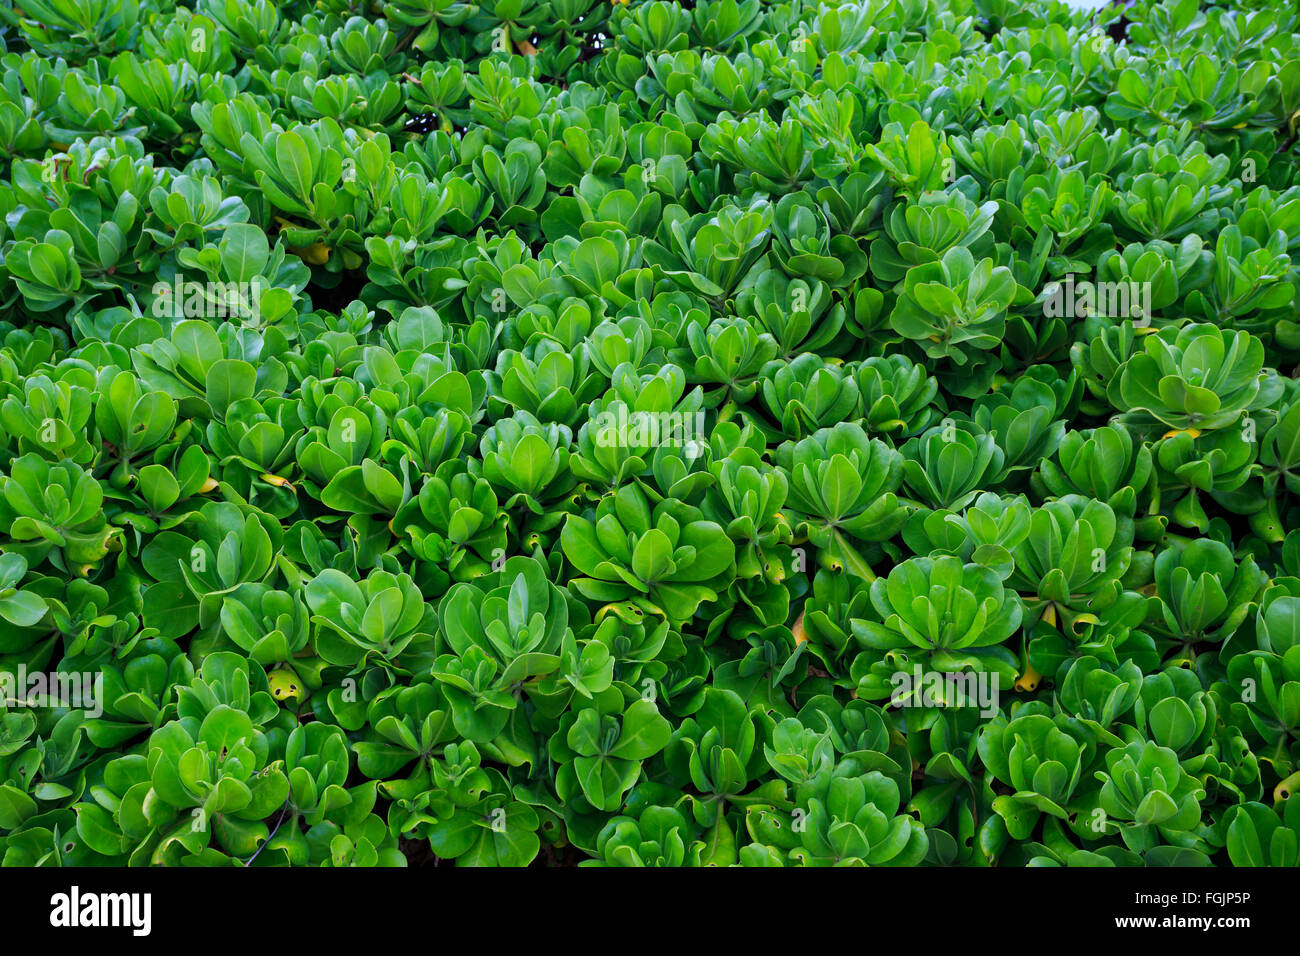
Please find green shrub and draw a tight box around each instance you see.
[0,0,1298,868]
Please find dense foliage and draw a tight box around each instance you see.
[0,0,1299,867]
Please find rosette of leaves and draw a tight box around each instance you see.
[208,396,306,517]
[900,491,1032,579]
[580,315,661,380]
[0,708,86,842]
[741,760,928,866]
[757,353,860,442]
[130,320,289,421]
[769,192,868,288]
[763,716,839,791]
[365,230,479,311]
[775,422,907,581]
[1005,496,1145,637]
[349,681,455,791]
[96,699,289,864]
[708,625,806,710]
[662,688,774,849]
[700,112,821,194]
[1195,722,1264,806]
[1146,538,1264,662]
[1070,320,1144,416]
[889,247,1018,386]
[366,403,478,496]
[84,638,193,749]
[525,623,617,719]
[798,571,874,679]
[968,372,1069,480]
[791,696,904,785]
[368,349,487,460]
[1152,422,1259,532]
[699,451,792,584]
[814,165,888,238]
[500,296,597,353]
[109,53,204,149]
[140,501,281,641]
[1094,740,1208,859]
[641,199,772,303]
[540,157,657,239]
[141,168,246,247]
[571,364,706,493]
[644,49,772,134]
[1127,668,1216,768]
[1032,424,1161,542]
[104,444,215,536]
[218,587,312,670]
[975,713,1096,841]
[580,612,673,697]
[900,419,1007,511]
[5,161,155,314]
[850,555,1023,682]
[171,650,286,733]
[167,220,310,319]
[478,410,575,520]
[863,118,952,200]
[291,785,406,868]
[1215,601,1300,776]
[1093,235,1208,321]
[732,269,847,359]
[419,743,542,867]
[1109,159,1232,243]
[235,121,385,270]
[1115,323,1277,432]
[686,315,780,407]
[391,458,507,582]
[548,687,672,814]
[1055,656,1143,737]
[0,453,116,572]
[1183,226,1295,335]
[850,354,940,439]
[949,118,1033,196]
[93,371,179,478]
[869,188,998,285]
[383,0,475,55]
[281,721,353,827]
[655,636,711,715]
[305,567,434,672]
[546,230,650,311]
[38,573,143,664]
[430,556,567,757]
[490,339,605,427]
[560,483,736,625]
[586,805,703,867]
[343,697,454,853]
[1006,166,1115,270]
[898,704,992,860]
[606,0,692,56]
